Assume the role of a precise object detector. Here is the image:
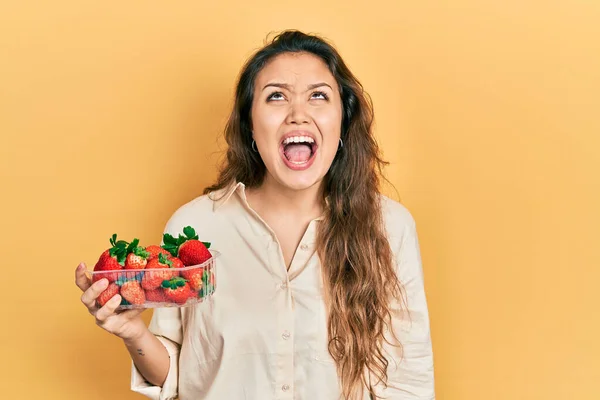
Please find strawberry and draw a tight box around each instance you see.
[145,288,168,303]
[120,281,145,305]
[93,234,128,282]
[162,226,212,266]
[125,238,150,270]
[126,253,147,270]
[98,249,110,263]
[141,253,178,290]
[182,266,204,291]
[145,245,170,260]
[188,289,200,301]
[168,256,184,270]
[96,283,120,307]
[114,272,142,287]
[162,277,193,305]
[179,240,211,266]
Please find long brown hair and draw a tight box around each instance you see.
[204,30,405,399]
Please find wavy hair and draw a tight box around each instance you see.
[204,30,405,399]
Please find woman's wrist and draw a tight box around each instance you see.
[122,320,150,345]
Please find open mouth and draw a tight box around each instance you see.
[280,135,318,170]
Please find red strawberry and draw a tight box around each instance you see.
[179,240,211,266]
[120,281,145,305]
[145,245,170,260]
[145,288,168,303]
[162,226,212,266]
[96,283,120,307]
[188,290,199,301]
[126,253,147,270]
[125,239,150,270]
[98,249,110,263]
[162,277,193,305]
[169,256,184,269]
[182,266,204,291]
[93,234,128,282]
[141,253,178,290]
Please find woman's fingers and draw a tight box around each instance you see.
[76,262,146,337]
[95,294,122,322]
[80,278,109,309]
[75,263,91,292]
[119,308,145,320]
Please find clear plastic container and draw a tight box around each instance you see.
[88,250,220,310]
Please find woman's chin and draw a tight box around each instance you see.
[272,167,324,192]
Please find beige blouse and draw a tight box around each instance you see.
[130,182,435,399]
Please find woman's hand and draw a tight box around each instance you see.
[75,263,148,341]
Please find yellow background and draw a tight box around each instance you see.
[1,1,598,399]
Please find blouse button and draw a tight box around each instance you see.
[300,243,309,250]
[282,331,291,340]
[282,384,290,391]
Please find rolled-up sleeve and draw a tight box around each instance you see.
[130,307,183,400]
[376,218,436,399]
[131,308,183,400]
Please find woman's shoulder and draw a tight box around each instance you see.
[379,194,418,240]
[160,187,231,237]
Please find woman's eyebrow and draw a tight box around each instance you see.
[307,82,332,90]
[262,82,333,91]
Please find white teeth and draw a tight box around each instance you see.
[283,136,315,145]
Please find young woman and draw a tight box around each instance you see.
[75,30,435,400]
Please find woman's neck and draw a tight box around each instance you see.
[246,174,324,220]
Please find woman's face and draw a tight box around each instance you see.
[251,52,342,192]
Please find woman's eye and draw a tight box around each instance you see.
[267,92,285,101]
[311,91,329,100]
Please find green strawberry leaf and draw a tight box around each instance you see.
[161,277,185,289]
[135,247,150,258]
[202,241,211,249]
[183,226,197,240]
[162,244,178,257]
[176,234,187,246]
[127,238,139,254]
[166,246,177,257]
[110,234,117,247]
[157,253,174,268]
[117,252,127,265]
[163,233,177,245]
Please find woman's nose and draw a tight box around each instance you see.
[285,102,311,125]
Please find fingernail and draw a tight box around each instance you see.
[77,263,84,270]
